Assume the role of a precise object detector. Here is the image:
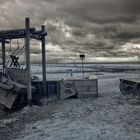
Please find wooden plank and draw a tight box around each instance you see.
[59,80,76,99]
[25,17,32,105]
[77,92,98,98]
[2,41,5,73]
[8,68,27,85]
[0,28,47,40]
[0,88,18,109]
[41,25,47,96]
[74,79,97,87]
[0,28,35,36]
[75,86,97,92]
[74,79,98,98]
[59,79,98,99]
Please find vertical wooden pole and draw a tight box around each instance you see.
[2,41,5,74]
[25,17,32,106]
[41,25,47,96]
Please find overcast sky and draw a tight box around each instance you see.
[0,0,140,63]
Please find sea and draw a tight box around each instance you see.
[30,63,140,80]
[0,63,140,80]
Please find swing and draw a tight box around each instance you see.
[8,39,24,68]
[9,55,20,67]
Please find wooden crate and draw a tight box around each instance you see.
[74,79,98,98]
[59,80,76,99]
[59,78,98,99]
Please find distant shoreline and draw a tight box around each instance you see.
[0,62,139,67]
[30,62,140,65]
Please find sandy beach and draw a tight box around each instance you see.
[0,69,140,140]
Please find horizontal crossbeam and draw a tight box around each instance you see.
[0,28,47,41]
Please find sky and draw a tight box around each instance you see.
[0,0,140,63]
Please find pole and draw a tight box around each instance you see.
[79,54,85,78]
[82,58,84,77]
[2,41,5,74]
[41,25,47,96]
[25,17,32,106]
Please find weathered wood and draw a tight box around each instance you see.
[8,68,27,85]
[0,28,35,34]
[2,41,5,73]
[0,28,47,40]
[74,79,97,87]
[41,25,47,96]
[0,18,48,108]
[30,34,41,40]
[77,92,98,98]
[0,78,27,109]
[59,79,98,99]
[74,79,98,98]
[59,80,76,99]
[25,17,32,106]
[0,87,19,109]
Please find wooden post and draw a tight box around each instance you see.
[25,17,32,106]
[2,41,5,74]
[41,25,47,96]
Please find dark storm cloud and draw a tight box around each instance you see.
[121,0,140,14]
[116,32,140,40]
[60,0,137,24]
[0,0,140,62]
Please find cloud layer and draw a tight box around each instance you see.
[0,0,140,63]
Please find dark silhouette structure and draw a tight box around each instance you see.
[79,54,85,77]
[0,17,47,105]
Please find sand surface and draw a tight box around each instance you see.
[0,71,140,140]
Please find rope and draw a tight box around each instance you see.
[6,39,12,65]
[9,39,12,53]
[6,38,31,68]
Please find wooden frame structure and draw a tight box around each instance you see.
[0,17,47,105]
